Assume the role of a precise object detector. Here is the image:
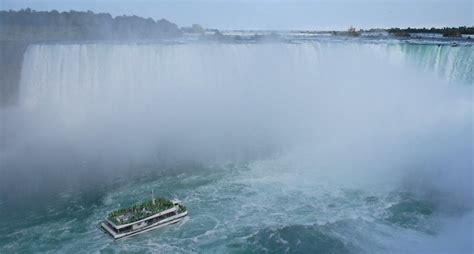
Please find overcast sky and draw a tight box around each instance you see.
[1,0,472,30]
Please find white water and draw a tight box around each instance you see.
[15,42,474,196]
[16,42,472,173]
[1,41,472,252]
[394,44,473,84]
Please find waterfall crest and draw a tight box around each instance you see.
[20,43,472,107]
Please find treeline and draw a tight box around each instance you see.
[387,26,474,37]
[0,8,182,41]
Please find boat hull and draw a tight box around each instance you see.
[100,211,188,240]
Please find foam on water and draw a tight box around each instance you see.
[0,161,453,253]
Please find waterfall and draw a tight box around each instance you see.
[19,42,472,108]
[16,42,472,160]
[14,42,472,189]
[392,43,473,84]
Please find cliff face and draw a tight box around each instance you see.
[0,41,28,106]
[0,9,182,106]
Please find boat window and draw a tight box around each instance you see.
[121,225,133,233]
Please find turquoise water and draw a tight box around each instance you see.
[0,161,447,253]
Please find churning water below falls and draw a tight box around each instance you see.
[0,41,473,253]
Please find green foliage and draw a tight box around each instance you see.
[177,204,187,213]
[0,9,182,41]
[387,26,474,36]
[108,198,176,225]
[442,29,462,38]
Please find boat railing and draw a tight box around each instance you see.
[107,206,177,230]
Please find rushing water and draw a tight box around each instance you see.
[0,40,472,253]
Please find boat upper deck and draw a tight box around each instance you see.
[107,206,178,230]
[106,198,184,230]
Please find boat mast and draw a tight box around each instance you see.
[151,189,155,205]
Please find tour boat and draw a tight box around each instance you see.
[100,192,188,240]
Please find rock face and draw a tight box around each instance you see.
[0,9,182,106]
[0,41,28,105]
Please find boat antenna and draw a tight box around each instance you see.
[151,189,155,205]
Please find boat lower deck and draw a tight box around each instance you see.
[101,211,188,240]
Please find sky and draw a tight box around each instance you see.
[0,0,472,30]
